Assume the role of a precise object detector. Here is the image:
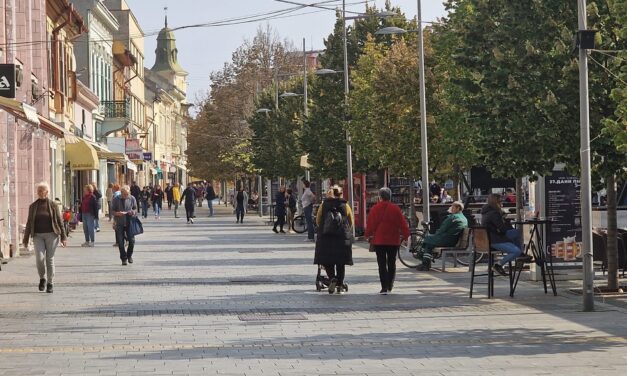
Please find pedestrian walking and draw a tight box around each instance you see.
[481,193,522,276]
[130,181,141,204]
[139,186,150,218]
[272,186,287,233]
[80,184,98,247]
[22,182,67,293]
[365,187,410,294]
[172,182,181,218]
[195,183,205,207]
[205,182,217,217]
[286,188,297,233]
[111,185,138,265]
[105,183,114,221]
[165,183,173,209]
[314,185,354,294]
[152,185,164,219]
[234,187,248,223]
[91,182,102,232]
[180,184,196,224]
[301,180,316,242]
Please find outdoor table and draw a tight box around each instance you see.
[512,218,557,296]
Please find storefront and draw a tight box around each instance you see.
[65,138,100,206]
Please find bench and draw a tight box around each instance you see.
[433,227,472,272]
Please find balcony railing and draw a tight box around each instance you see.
[101,100,130,119]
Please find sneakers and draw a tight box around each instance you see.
[190,218,194,224]
[81,242,90,247]
[272,228,278,234]
[336,286,344,294]
[492,264,508,276]
[38,278,46,292]
[328,278,337,294]
[122,259,128,266]
[279,230,286,234]
[88,242,94,247]
[379,289,388,295]
[96,227,100,232]
[46,284,53,293]
[128,257,133,264]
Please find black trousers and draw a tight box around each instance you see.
[273,214,285,230]
[115,225,135,261]
[185,203,195,221]
[375,245,398,290]
[324,264,346,285]
[236,205,245,222]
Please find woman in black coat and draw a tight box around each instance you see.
[314,186,354,294]
[272,186,287,233]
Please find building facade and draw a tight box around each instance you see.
[0,0,86,257]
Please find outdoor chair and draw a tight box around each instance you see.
[592,229,607,274]
[468,226,513,299]
[433,227,472,272]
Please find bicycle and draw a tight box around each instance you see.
[397,221,484,268]
[292,204,318,234]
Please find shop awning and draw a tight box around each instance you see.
[97,151,126,161]
[65,139,99,171]
[126,160,137,172]
[0,97,66,138]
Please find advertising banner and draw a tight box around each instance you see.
[545,170,582,267]
[143,152,152,161]
[125,138,142,160]
[0,64,16,98]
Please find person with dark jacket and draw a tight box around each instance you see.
[152,185,164,219]
[365,187,410,294]
[416,201,468,271]
[130,181,141,204]
[481,193,522,276]
[80,184,98,247]
[180,184,197,224]
[23,182,67,293]
[139,186,151,219]
[272,186,287,233]
[314,185,354,294]
[205,183,217,217]
[233,187,248,223]
[165,183,173,209]
[91,182,102,232]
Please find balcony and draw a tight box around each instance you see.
[99,99,130,138]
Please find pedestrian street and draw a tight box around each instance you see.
[1,204,626,376]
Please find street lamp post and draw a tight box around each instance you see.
[342,0,355,223]
[374,0,430,224]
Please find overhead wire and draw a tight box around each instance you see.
[588,54,627,87]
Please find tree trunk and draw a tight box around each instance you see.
[515,177,524,222]
[606,174,619,291]
[408,177,417,229]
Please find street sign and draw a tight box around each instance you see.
[143,152,152,161]
[0,64,16,98]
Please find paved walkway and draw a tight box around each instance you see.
[0,203,626,375]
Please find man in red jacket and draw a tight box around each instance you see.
[365,187,410,295]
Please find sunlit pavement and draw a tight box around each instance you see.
[1,202,626,375]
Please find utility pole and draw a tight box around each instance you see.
[578,0,594,312]
[303,38,308,117]
[417,0,430,223]
[342,0,355,224]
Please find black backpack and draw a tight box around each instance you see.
[322,206,344,236]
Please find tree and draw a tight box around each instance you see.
[186,26,300,181]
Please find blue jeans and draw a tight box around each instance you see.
[304,204,314,240]
[492,229,522,265]
[236,205,245,222]
[207,199,214,216]
[82,213,95,243]
[154,201,162,216]
[141,201,148,218]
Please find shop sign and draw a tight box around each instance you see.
[125,138,142,160]
[143,152,152,161]
[0,64,16,98]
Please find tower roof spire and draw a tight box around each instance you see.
[164,6,168,28]
[151,7,186,74]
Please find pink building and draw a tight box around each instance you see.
[0,0,85,258]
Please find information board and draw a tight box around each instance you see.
[545,170,582,266]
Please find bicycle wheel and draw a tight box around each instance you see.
[292,215,307,233]
[455,252,484,266]
[398,231,424,268]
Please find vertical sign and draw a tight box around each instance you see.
[0,64,16,98]
[125,138,142,160]
[545,170,582,267]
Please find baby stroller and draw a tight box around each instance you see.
[315,265,348,292]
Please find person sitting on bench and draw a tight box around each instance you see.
[417,201,468,271]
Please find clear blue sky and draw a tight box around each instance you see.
[125,0,447,102]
